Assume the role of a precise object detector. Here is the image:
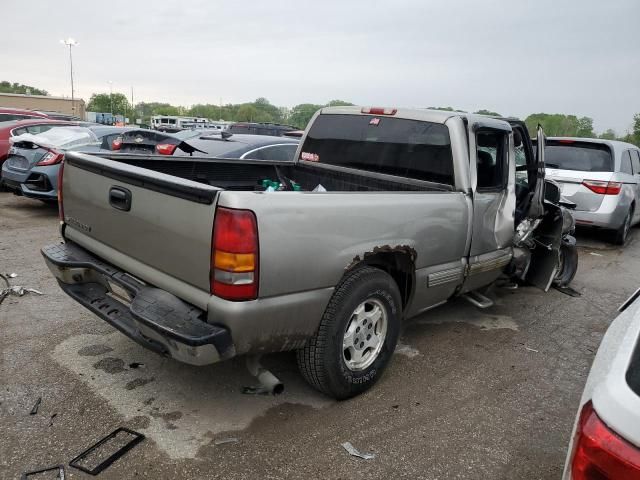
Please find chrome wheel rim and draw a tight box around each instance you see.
[342,298,388,371]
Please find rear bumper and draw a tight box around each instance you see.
[1,162,58,199]
[41,241,235,365]
[572,195,630,230]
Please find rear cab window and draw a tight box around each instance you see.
[631,150,640,174]
[299,114,454,186]
[545,140,613,172]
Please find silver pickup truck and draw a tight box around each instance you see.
[42,107,576,399]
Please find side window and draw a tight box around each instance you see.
[247,144,298,161]
[11,127,27,136]
[630,150,640,174]
[621,151,633,175]
[0,113,29,122]
[476,130,508,190]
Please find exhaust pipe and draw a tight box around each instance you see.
[245,355,284,395]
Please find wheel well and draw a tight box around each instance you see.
[348,250,416,309]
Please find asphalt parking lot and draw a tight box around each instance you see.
[1,191,638,480]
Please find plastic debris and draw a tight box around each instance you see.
[21,464,65,479]
[524,346,539,353]
[312,184,327,192]
[0,273,44,305]
[214,437,239,446]
[30,397,42,415]
[589,252,603,257]
[69,427,145,475]
[341,442,375,460]
[554,285,582,297]
[129,362,144,369]
[241,386,271,396]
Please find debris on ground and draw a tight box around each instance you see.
[69,427,145,475]
[589,252,603,257]
[341,441,375,460]
[214,437,239,446]
[48,413,57,426]
[29,397,42,415]
[241,386,271,395]
[21,464,65,479]
[0,273,43,306]
[524,346,539,353]
[554,285,582,297]
[128,362,145,369]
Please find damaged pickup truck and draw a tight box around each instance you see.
[42,106,577,399]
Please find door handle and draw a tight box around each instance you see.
[109,186,132,211]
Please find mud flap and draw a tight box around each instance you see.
[525,203,563,291]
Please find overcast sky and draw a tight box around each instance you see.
[2,0,638,133]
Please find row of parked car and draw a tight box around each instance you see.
[0,114,300,202]
[1,108,639,247]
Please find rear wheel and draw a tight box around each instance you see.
[296,266,401,399]
[613,208,633,245]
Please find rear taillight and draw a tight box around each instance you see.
[156,143,177,155]
[36,150,64,166]
[361,107,397,115]
[211,207,259,301]
[57,159,64,220]
[112,136,122,150]
[570,401,640,479]
[582,180,622,195]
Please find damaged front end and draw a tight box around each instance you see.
[510,126,578,291]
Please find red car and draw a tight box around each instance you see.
[0,119,76,167]
[0,107,49,122]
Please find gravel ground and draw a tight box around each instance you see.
[1,191,638,479]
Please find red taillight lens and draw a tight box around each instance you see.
[582,180,622,195]
[57,159,64,220]
[36,150,64,166]
[361,107,397,115]
[570,401,640,479]
[211,207,259,301]
[112,136,122,150]
[156,143,177,155]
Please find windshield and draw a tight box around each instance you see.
[545,141,613,172]
[300,114,454,185]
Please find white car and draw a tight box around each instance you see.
[563,288,640,479]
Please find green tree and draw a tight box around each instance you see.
[524,113,595,138]
[326,99,354,107]
[633,113,640,146]
[87,93,131,116]
[235,104,259,122]
[252,97,281,122]
[0,81,48,96]
[474,109,501,116]
[428,106,467,112]
[288,103,323,129]
[599,129,617,140]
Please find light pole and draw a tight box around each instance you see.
[60,38,78,116]
[108,81,114,117]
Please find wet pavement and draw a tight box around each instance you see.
[2,192,639,479]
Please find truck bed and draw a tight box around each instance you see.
[99,153,448,193]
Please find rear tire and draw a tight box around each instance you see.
[296,266,402,400]
[613,208,633,245]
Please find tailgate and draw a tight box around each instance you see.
[61,152,220,291]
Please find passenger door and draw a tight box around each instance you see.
[463,123,515,291]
